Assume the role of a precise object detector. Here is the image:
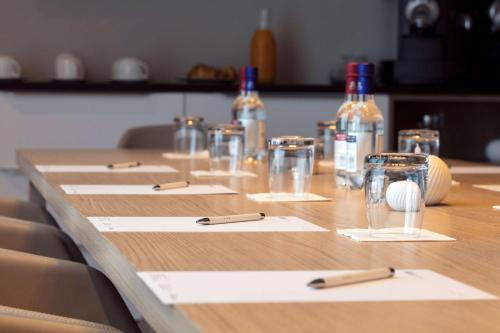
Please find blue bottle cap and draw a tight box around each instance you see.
[358,63,375,77]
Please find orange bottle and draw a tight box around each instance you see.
[251,8,277,85]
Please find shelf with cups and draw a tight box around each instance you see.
[0,81,500,95]
[0,81,347,94]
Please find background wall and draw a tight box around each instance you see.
[0,0,397,84]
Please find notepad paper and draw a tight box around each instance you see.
[450,166,500,174]
[87,216,328,233]
[191,170,257,178]
[138,269,496,304]
[36,165,178,173]
[61,184,237,195]
[247,193,331,202]
[162,151,209,160]
[493,205,500,211]
[337,228,455,242]
[473,184,500,193]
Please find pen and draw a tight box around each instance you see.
[307,267,395,289]
[152,181,189,191]
[196,213,265,225]
[107,161,141,169]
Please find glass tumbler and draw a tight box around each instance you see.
[173,116,205,154]
[364,153,428,238]
[317,120,336,161]
[398,129,439,155]
[208,124,245,174]
[268,136,315,196]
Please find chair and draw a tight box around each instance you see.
[0,216,84,262]
[0,197,56,226]
[0,248,140,332]
[0,305,123,332]
[118,124,175,149]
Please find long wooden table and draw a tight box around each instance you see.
[17,149,500,333]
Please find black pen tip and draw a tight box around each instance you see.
[389,267,395,274]
[196,218,210,224]
[259,213,265,217]
[307,278,325,288]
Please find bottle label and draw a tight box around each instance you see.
[334,133,347,170]
[346,133,372,172]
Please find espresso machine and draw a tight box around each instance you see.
[392,0,500,84]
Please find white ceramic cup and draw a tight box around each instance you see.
[55,53,84,80]
[0,55,21,79]
[112,57,149,81]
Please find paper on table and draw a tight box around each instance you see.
[450,166,500,174]
[337,228,455,242]
[473,184,500,193]
[191,170,257,178]
[87,216,328,233]
[247,193,331,202]
[493,205,500,211]
[162,151,209,160]
[36,165,178,173]
[61,184,237,195]
[138,269,496,304]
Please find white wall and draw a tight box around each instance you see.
[0,0,398,84]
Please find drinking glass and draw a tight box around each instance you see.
[268,136,315,196]
[316,120,336,161]
[173,116,205,154]
[208,124,245,174]
[398,129,439,155]
[364,153,428,237]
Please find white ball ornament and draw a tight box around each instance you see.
[425,155,452,205]
[386,180,422,212]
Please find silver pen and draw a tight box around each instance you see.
[307,267,395,289]
[196,213,265,225]
[107,161,141,169]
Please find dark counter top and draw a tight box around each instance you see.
[1,80,500,95]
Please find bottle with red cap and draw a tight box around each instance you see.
[334,62,359,188]
[231,66,267,160]
[346,62,384,190]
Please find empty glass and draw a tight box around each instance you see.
[316,120,336,161]
[398,129,439,155]
[173,116,205,154]
[364,153,428,238]
[268,136,315,196]
[208,124,245,174]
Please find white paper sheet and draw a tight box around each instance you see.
[473,184,500,193]
[137,269,496,304]
[247,193,331,202]
[36,165,178,173]
[493,205,500,211]
[162,151,209,160]
[450,166,500,174]
[337,228,455,242]
[191,170,257,178]
[61,184,237,195]
[87,216,328,233]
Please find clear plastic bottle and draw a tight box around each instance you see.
[231,66,267,160]
[346,63,384,190]
[334,62,359,188]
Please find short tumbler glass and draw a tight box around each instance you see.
[208,124,245,174]
[268,136,315,196]
[173,116,205,154]
[316,120,336,161]
[364,153,428,238]
[398,129,439,155]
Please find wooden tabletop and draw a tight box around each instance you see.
[17,149,500,333]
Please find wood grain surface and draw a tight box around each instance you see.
[17,149,500,333]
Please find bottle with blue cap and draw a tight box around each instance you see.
[345,63,384,189]
[232,66,267,160]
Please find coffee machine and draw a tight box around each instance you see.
[392,0,500,84]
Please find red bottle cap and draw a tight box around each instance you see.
[346,62,358,78]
